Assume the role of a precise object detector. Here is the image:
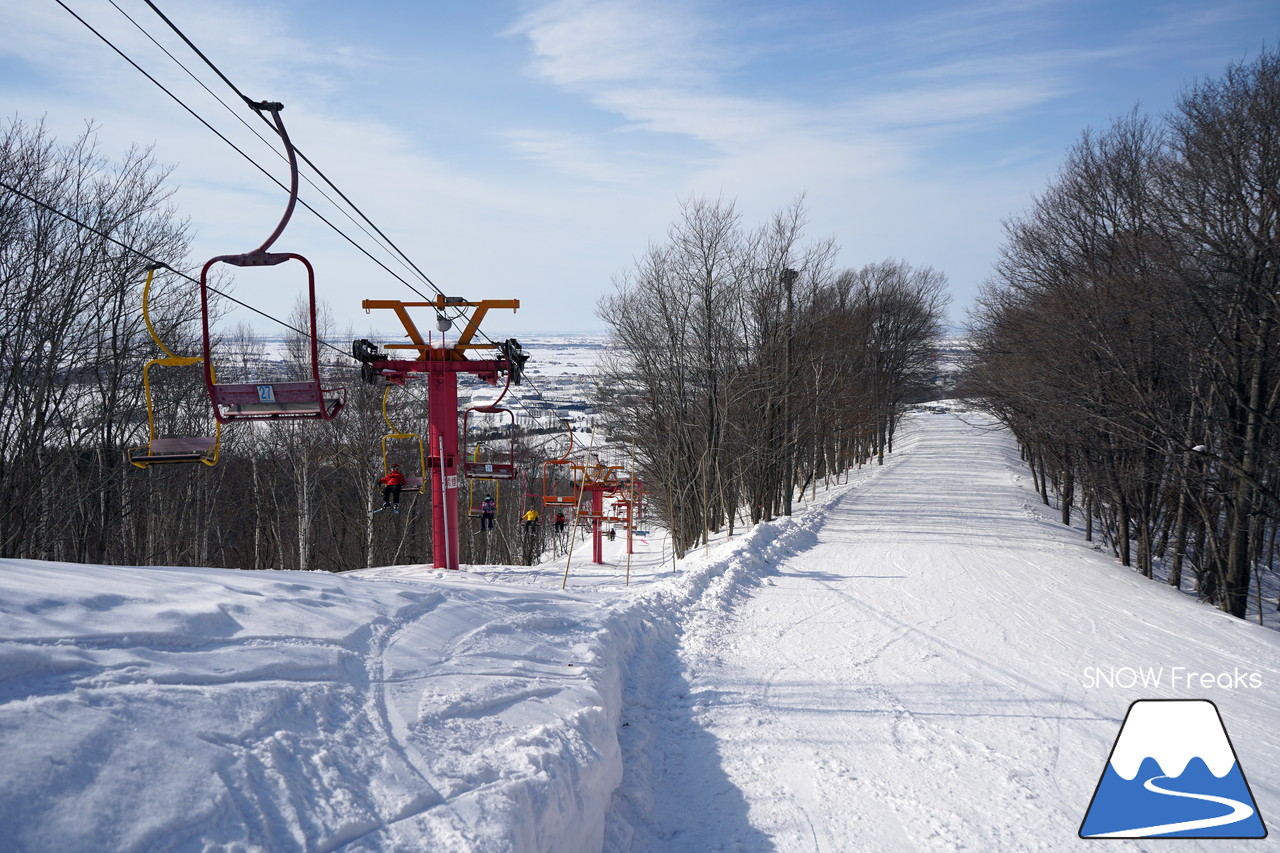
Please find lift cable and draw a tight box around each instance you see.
[2,175,455,422]
[136,0,445,301]
[0,176,352,362]
[106,0,432,296]
[58,0,572,432]
[129,1,530,341]
[55,0,440,306]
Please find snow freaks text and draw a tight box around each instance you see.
[1081,667,1263,690]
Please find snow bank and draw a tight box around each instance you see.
[0,449,896,852]
[0,560,621,851]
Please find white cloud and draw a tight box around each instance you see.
[504,0,1082,160]
[502,129,641,184]
[508,0,724,88]
[7,0,1270,334]
[850,81,1065,131]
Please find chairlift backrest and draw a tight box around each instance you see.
[380,384,426,492]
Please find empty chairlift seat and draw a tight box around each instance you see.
[128,265,222,469]
[196,103,346,428]
[210,381,345,422]
[130,436,219,466]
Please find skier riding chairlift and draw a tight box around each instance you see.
[378,464,406,513]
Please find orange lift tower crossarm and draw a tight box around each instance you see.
[361,296,519,362]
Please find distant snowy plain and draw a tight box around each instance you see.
[1,412,1277,851]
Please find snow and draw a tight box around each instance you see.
[0,563,621,851]
[2,412,1278,851]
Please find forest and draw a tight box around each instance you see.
[594,196,948,556]
[0,115,946,572]
[5,49,1275,626]
[964,49,1280,620]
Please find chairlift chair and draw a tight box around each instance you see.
[466,476,500,518]
[462,409,517,480]
[197,102,345,425]
[461,367,517,480]
[380,385,426,492]
[129,266,220,468]
[541,421,578,508]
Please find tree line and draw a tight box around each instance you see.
[964,49,1280,620]
[594,196,949,558]
[0,116,567,572]
[1,118,948,572]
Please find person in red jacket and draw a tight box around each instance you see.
[379,464,406,512]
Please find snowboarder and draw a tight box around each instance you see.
[522,508,539,533]
[480,494,496,531]
[378,465,406,513]
[554,511,566,533]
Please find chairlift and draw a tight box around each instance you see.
[129,265,221,468]
[198,101,344,424]
[466,475,499,519]
[541,420,578,508]
[380,385,426,493]
[462,366,517,480]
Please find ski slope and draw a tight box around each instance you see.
[607,413,1280,850]
[0,412,1276,851]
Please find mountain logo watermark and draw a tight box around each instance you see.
[1080,699,1266,839]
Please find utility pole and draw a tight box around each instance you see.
[781,268,798,516]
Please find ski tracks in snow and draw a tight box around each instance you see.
[607,413,1274,851]
[0,565,622,852]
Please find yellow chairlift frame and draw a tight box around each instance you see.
[380,384,426,492]
[467,471,500,518]
[129,266,221,468]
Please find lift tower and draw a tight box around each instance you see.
[354,297,526,571]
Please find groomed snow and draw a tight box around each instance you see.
[606,414,1280,851]
[1,412,1277,851]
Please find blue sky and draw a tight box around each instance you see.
[2,0,1275,336]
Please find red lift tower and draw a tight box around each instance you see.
[574,458,628,564]
[353,297,527,571]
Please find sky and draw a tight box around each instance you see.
[2,0,1276,337]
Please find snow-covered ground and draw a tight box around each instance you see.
[1,413,1277,851]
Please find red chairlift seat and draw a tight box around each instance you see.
[209,379,344,422]
[196,103,345,426]
[465,459,517,479]
[131,436,220,466]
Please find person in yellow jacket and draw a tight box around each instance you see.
[522,508,539,533]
